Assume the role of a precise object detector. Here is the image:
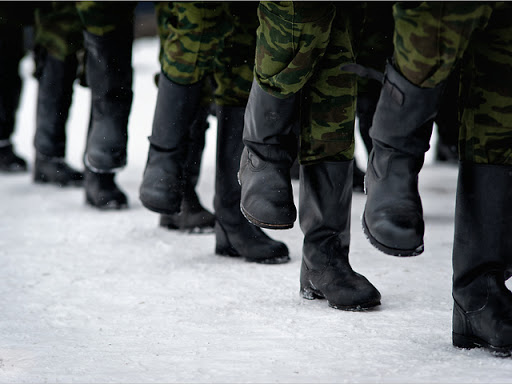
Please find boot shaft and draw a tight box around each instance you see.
[183,105,210,190]
[84,28,133,103]
[371,61,445,157]
[243,79,299,163]
[300,161,353,267]
[452,162,512,309]
[34,53,78,157]
[214,106,246,224]
[149,73,203,149]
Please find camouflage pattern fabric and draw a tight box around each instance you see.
[154,2,213,108]
[256,2,365,164]
[157,1,257,107]
[393,2,512,165]
[34,2,83,61]
[76,1,135,36]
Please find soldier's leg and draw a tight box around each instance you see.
[77,1,136,209]
[362,2,492,256]
[139,2,222,215]
[0,22,26,172]
[153,3,215,233]
[158,81,216,233]
[32,2,84,186]
[451,2,512,356]
[297,3,380,310]
[352,2,394,191]
[211,2,289,264]
[239,1,335,230]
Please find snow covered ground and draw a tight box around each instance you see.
[2,37,512,383]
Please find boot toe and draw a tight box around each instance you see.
[239,149,296,229]
[245,240,290,264]
[363,208,424,256]
[327,273,381,310]
[241,198,296,230]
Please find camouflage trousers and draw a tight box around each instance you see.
[394,2,512,165]
[34,2,83,61]
[157,1,258,107]
[76,1,135,36]
[256,2,366,164]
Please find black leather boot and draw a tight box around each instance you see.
[452,162,512,356]
[239,80,298,229]
[0,142,26,173]
[139,73,202,214]
[33,53,83,186]
[85,169,128,210]
[356,82,381,155]
[83,27,133,172]
[215,106,290,264]
[0,26,26,173]
[34,155,83,187]
[363,61,445,256]
[299,161,381,310]
[159,106,215,232]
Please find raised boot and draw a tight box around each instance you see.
[139,73,202,214]
[299,161,381,310]
[85,169,128,210]
[215,106,290,264]
[83,27,133,172]
[33,53,83,186]
[452,162,512,356]
[363,61,445,256]
[159,106,215,232]
[239,80,298,229]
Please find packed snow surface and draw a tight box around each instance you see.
[2,37,512,383]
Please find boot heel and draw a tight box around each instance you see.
[300,284,324,300]
[33,172,47,183]
[214,222,240,257]
[452,332,478,349]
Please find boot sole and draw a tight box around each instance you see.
[86,195,128,210]
[300,286,381,311]
[453,332,512,357]
[361,211,424,257]
[160,222,214,234]
[215,245,290,265]
[0,165,27,173]
[34,174,83,188]
[215,223,291,265]
[240,204,294,230]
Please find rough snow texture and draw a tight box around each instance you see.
[2,38,512,383]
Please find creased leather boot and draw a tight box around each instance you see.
[216,106,289,264]
[139,73,202,214]
[363,60,445,256]
[452,162,512,357]
[300,161,381,310]
[239,80,298,229]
